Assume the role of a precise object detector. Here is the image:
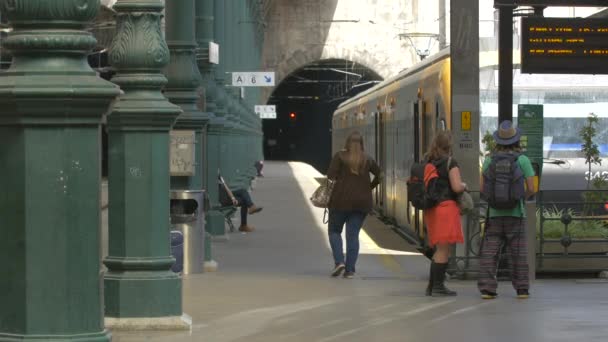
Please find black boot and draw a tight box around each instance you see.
[431,262,457,297]
[425,262,434,296]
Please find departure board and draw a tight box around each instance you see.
[496,0,607,6]
[521,17,608,74]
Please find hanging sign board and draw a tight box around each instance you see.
[517,104,544,176]
[521,17,608,74]
[232,72,275,87]
[255,105,277,119]
[209,42,219,64]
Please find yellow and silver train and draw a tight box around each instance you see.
[332,49,452,236]
[332,47,608,237]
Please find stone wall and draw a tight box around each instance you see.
[260,0,442,102]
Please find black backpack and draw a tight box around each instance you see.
[481,152,526,210]
[407,159,444,209]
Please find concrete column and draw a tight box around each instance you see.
[0,1,120,340]
[103,0,189,329]
[450,0,480,265]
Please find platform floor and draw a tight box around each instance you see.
[111,162,608,342]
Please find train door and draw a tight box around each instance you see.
[374,111,381,207]
[412,102,422,235]
[435,100,447,132]
[378,109,386,211]
[389,102,397,218]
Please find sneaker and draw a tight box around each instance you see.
[238,224,255,232]
[480,290,497,300]
[343,271,355,279]
[516,289,529,299]
[248,206,263,215]
[331,264,345,277]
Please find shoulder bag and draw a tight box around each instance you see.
[310,178,335,208]
[446,157,474,214]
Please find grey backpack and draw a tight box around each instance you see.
[481,152,525,210]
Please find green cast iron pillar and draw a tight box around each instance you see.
[103,0,190,329]
[0,0,120,340]
[243,1,258,183]
[195,0,228,240]
[222,0,239,189]
[235,0,248,187]
[165,0,208,190]
[199,0,230,239]
[165,0,218,271]
[213,0,229,181]
[194,0,223,252]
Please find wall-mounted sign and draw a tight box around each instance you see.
[461,111,471,131]
[170,130,196,176]
[521,17,608,74]
[517,104,544,175]
[255,105,277,119]
[232,72,275,87]
[209,42,219,64]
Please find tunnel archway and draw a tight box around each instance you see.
[263,59,383,173]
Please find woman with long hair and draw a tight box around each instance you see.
[423,131,466,296]
[326,131,382,278]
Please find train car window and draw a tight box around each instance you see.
[423,101,433,153]
[435,101,446,131]
[435,102,439,129]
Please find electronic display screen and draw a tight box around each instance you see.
[521,17,608,74]
[495,0,606,6]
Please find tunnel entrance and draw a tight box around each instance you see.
[264,59,383,173]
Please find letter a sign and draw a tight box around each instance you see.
[232,72,275,87]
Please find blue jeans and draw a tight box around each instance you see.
[232,189,253,225]
[328,209,367,273]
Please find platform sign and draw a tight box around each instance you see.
[518,104,544,175]
[232,72,275,87]
[255,105,276,119]
[169,130,196,176]
[461,111,472,131]
[521,17,608,74]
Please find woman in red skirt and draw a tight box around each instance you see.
[423,131,466,296]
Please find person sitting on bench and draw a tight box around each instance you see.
[219,175,263,232]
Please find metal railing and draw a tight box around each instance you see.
[536,190,608,273]
[448,190,608,279]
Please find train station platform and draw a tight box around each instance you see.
[110,162,608,342]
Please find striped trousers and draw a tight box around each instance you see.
[477,216,529,292]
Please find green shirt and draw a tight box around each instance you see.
[482,154,535,218]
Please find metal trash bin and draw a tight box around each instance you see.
[170,190,205,274]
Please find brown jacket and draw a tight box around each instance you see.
[326,151,381,213]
